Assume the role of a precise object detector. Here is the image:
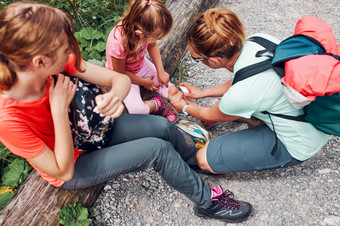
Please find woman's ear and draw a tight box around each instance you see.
[32,55,46,69]
[135,29,144,38]
[209,56,223,64]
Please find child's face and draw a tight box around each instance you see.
[136,28,166,43]
[144,36,159,43]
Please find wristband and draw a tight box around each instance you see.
[182,105,190,116]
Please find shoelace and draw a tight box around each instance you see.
[219,190,240,210]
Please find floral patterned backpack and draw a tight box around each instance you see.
[68,76,114,152]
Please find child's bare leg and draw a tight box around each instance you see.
[168,86,197,106]
[145,100,157,113]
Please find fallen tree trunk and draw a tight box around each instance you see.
[0,170,104,225]
[161,0,219,75]
[0,0,218,225]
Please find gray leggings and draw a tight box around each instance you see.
[62,114,212,208]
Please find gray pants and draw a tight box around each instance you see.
[62,114,212,208]
[207,124,302,173]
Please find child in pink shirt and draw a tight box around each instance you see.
[105,0,182,122]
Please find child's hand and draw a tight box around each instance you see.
[158,70,170,88]
[94,92,125,119]
[49,74,76,116]
[179,82,202,99]
[142,76,159,91]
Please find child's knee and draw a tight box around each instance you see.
[126,103,149,114]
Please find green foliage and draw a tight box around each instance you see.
[2,158,30,187]
[0,0,129,61]
[43,0,128,61]
[0,143,31,210]
[0,186,16,210]
[59,203,92,226]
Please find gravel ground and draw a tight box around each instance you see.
[93,0,340,225]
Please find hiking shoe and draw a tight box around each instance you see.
[151,96,178,123]
[194,185,252,223]
[175,120,211,145]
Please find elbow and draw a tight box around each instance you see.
[56,168,74,182]
[123,74,132,87]
[116,71,131,87]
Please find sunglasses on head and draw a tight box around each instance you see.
[190,54,206,62]
[190,53,223,63]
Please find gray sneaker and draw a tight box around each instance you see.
[194,185,252,223]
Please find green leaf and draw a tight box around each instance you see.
[87,59,105,67]
[2,158,28,187]
[82,51,89,61]
[59,203,92,226]
[88,207,100,217]
[0,186,16,210]
[79,27,103,40]
[88,50,102,60]
[94,41,106,52]
[97,221,107,226]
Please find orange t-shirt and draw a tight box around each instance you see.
[0,55,82,187]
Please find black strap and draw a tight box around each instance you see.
[233,59,272,85]
[262,111,307,156]
[249,36,278,51]
[261,111,307,122]
[233,36,278,85]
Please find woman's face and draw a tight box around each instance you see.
[190,51,224,69]
[47,32,71,74]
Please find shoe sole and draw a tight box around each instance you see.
[194,204,252,223]
[175,120,211,143]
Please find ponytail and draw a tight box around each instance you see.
[0,56,16,93]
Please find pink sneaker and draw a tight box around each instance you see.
[151,96,178,123]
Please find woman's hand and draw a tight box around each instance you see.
[157,70,170,88]
[94,91,125,119]
[170,94,190,113]
[142,76,159,91]
[179,82,203,99]
[49,73,76,115]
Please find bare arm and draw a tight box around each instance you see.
[28,74,76,181]
[75,61,131,118]
[110,56,159,91]
[148,41,169,87]
[180,79,233,99]
[183,103,240,122]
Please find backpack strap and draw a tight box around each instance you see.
[233,59,272,85]
[261,111,306,156]
[248,36,278,51]
[261,111,307,122]
[232,36,277,85]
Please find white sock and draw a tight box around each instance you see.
[151,99,158,112]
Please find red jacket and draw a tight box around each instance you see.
[282,16,340,101]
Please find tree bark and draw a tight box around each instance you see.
[0,0,218,225]
[0,170,104,226]
[161,0,219,75]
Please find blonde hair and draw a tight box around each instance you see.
[186,7,245,60]
[0,1,83,93]
[117,0,173,58]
